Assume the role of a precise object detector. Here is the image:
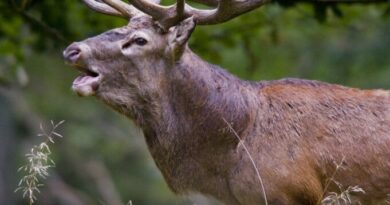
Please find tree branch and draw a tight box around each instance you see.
[7,0,68,43]
[85,160,123,205]
[18,11,69,43]
[47,174,90,205]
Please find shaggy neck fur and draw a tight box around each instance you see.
[118,48,256,194]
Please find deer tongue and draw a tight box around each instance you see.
[72,74,100,97]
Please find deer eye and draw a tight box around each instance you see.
[134,37,147,46]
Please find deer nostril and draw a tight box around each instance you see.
[69,49,80,58]
[64,47,82,63]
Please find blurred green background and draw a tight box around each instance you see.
[0,0,389,204]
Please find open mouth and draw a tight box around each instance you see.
[71,65,101,97]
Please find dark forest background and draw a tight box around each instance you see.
[0,0,389,204]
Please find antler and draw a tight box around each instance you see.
[82,0,139,18]
[128,0,270,28]
[82,0,160,19]
[82,0,269,30]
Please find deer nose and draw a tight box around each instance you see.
[63,43,82,64]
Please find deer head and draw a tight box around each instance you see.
[63,0,268,119]
[63,2,267,200]
[63,15,195,117]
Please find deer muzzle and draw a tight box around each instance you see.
[63,42,101,97]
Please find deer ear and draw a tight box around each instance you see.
[172,17,196,46]
[168,17,196,60]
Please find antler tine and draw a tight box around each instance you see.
[128,0,193,29]
[83,0,125,17]
[102,0,142,18]
[191,0,270,25]
[128,0,174,20]
[82,0,142,19]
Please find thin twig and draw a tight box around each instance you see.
[222,118,268,205]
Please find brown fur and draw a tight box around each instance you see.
[64,16,390,205]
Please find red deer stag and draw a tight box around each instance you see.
[63,0,390,204]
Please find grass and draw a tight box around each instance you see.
[14,119,386,205]
[317,157,365,205]
[321,185,365,205]
[15,120,65,205]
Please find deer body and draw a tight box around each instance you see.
[63,1,390,204]
[126,50,390,205]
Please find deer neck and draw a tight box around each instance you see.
[141,48,255,163]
